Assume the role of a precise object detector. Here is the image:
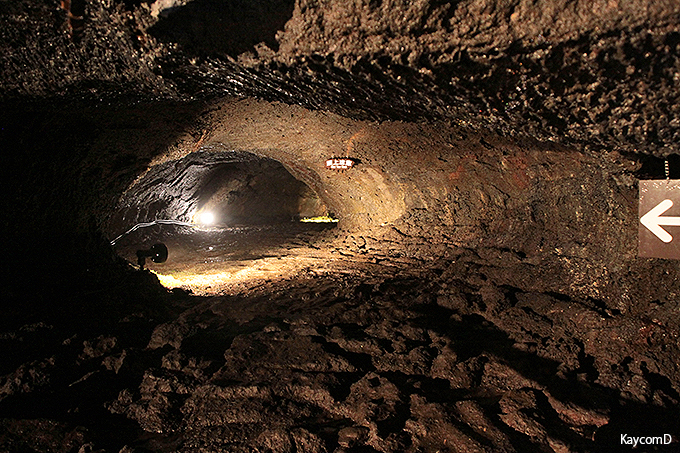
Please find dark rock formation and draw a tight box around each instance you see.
[1,0,679,452]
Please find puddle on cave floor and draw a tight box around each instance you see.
[112,222,339,294]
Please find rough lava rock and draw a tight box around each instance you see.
[1,0,680,452]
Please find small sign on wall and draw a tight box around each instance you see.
[639,179,680,259]
[326,158,356,170]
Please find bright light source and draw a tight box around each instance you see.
[199,211,215,225]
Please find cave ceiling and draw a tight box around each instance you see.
[2,0,680,156]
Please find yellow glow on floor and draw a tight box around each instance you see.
[152,268,261,288]
[148,255,333,295]
[300,215,338,223]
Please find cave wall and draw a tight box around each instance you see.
[91,94,673,317]
[0,99,209,299]
[2,91,676,319]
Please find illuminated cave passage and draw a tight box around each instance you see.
[107,150,330,230]
[107,149,337,290]
[2,0,680,452]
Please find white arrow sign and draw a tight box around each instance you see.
[640,199,680,243]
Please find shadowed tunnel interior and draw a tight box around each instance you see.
[108,150,327,230]
[1,0,680,452]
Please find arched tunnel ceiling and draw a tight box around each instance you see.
[2,1,680,452]
[108,149,327,233]
[2,0,680,155]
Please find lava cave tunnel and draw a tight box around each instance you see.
[2,0,680,452]
[107,149,336,289]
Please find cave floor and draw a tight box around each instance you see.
[1,246,678,453]
[111,222,380,295]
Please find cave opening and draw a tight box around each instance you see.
[106,149,337,293]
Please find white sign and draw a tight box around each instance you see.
[639,180,680,259]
